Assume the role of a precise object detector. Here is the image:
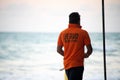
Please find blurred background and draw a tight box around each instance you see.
[0,0,120,80]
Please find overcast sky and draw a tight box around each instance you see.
[0,0,120,32]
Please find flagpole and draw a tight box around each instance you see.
[102,0,107,80]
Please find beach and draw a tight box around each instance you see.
[0,32,120,80]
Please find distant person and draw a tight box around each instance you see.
[57,12,93,80]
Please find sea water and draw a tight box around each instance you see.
[0,32,120,80]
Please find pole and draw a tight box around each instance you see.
[102,0,107,80]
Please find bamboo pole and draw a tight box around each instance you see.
[102,0,107,80]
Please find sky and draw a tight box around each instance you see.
[0,0,120,32]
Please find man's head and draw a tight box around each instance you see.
[69,12,80,24]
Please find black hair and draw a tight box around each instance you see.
[69,12,80,24]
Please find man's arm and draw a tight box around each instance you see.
[84,44,93,58]
[57,45,64,56]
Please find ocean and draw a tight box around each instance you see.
[0,32,120,80]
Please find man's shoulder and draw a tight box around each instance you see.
[80,29,88,33]
[60,28,69,34]
[60,28,88,34]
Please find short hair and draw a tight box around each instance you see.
[69,12,80,24]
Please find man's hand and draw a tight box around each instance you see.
[84,44,93,58]
[84,53,90,58]
[57,45,64,56]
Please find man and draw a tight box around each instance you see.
[57,12,93,80]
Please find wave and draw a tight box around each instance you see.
[93,46,117,52]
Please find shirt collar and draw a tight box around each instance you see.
[68,24,82,28]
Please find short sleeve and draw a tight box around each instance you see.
[57,32,63,46]
[84,31,91,45]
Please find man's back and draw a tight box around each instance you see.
[58,24,91,69]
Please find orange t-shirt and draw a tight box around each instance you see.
[57,24,91,70]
